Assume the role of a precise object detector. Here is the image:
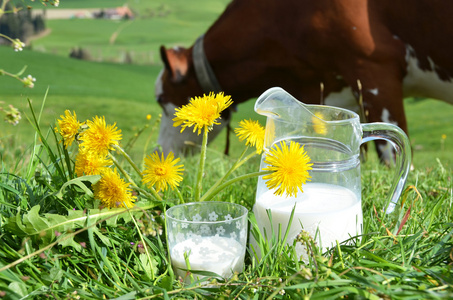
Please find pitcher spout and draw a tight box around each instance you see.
[254,87,314,121]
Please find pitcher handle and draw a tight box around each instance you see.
[361,123,412,213]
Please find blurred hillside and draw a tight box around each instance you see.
[14,0,231,65]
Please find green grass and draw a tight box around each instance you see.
[0,47,154,101]
[404,98,453,167]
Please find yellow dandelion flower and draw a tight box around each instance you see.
[213,91,234,112]
[142,151,184,192]
[313,112,327,135]
[79,116,122,156]
[146,114,152,120]
[235,119,265,154]
[172,92,233,135]
[55,110,81,148]
[74,150,112,177]
[263,141,313,197]
[441,134,447,140]
[93,168,136,208]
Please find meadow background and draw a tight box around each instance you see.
[0,0,452,299]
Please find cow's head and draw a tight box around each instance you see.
[155,38,231,156]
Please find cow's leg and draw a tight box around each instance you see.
[341,61,408,165]
[367,99,408,165]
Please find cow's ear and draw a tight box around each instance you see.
[160,46,188,83]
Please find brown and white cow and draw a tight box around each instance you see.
[155,0,453,162]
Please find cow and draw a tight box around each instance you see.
[155,0,453,163]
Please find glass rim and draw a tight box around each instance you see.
[165,201,248,224]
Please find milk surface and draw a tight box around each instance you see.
[171,236,245,283]
[253,183,362,258]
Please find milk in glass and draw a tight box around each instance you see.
[166,202,248,284]
[171,236,245,283]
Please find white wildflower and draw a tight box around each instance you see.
[23,75,36,88]
[13,39,25,52]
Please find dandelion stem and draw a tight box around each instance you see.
[201,146,251,201]
[200,170,271,202]
[144,186,163,202]
[110,147,164,202]
[194,126,209,201]
[110,153,137,186]
[233,149,258,170]
[109,153,162,202]
[142,114,162,167]
[114,144,143,179]
[132,186,164,203]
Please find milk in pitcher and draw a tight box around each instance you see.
[253,183,362,259]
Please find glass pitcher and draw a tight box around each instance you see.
[252,87,411,258]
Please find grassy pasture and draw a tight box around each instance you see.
[0,47,159,167]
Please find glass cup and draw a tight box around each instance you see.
[165,201,248,283]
